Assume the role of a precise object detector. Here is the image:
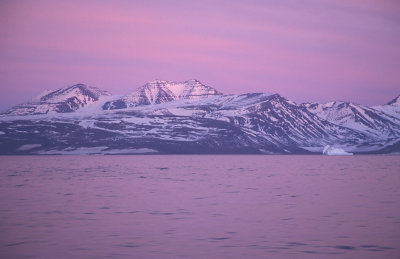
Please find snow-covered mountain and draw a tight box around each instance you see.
[2,84,110,116]
[102,79,222,110]
[0,80,399,155]
[373,95,400,121]
[303,101,400,138]
[190,93,368,148]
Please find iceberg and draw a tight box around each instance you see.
[323,145,353,156]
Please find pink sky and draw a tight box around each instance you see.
[0,0,399,110]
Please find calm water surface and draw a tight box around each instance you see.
[0,155,399,258]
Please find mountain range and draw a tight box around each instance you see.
[0,79,399,155]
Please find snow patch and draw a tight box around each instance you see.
[17,144,42,151]
[79,120,95,128]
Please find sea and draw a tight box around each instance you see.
[0,155,399,259]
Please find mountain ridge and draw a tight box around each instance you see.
[0,80,399,155]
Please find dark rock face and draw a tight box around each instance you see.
[103,100,127,110]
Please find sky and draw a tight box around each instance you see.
[0,0,399,110]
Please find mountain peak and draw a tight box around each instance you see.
[387,95,400,106]
[149,79,168,84]
[142,79,222,101]
[3,83,110,116]
[103,79,222,110]
[185,79,201,83]
[38,83,110,103]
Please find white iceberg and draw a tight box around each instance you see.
[323,145,353,155]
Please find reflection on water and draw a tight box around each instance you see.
[0,155,399,258]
